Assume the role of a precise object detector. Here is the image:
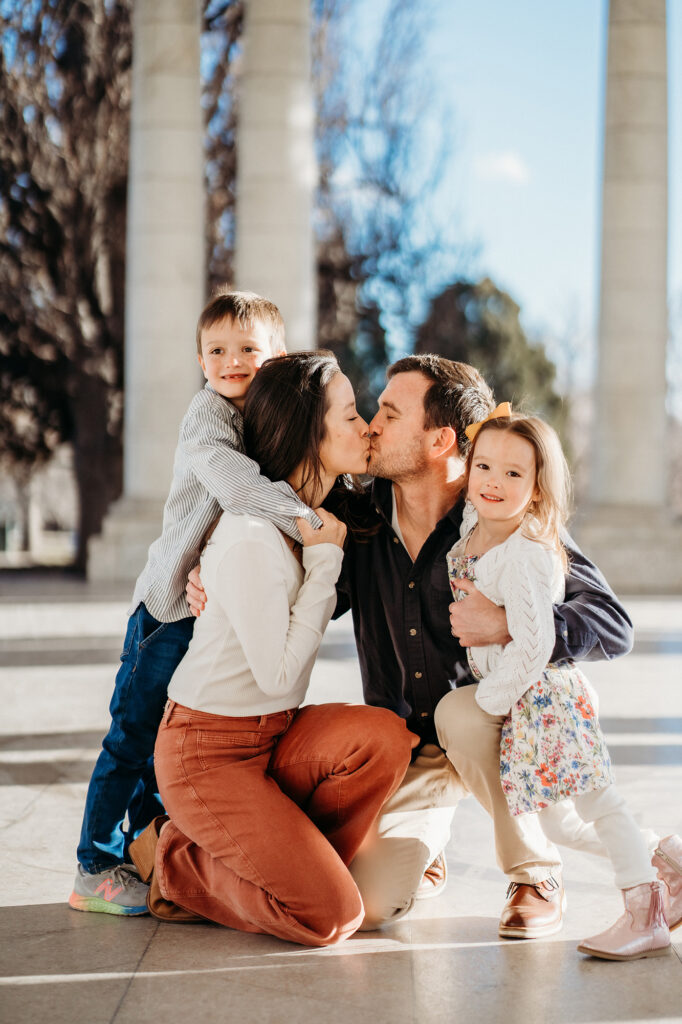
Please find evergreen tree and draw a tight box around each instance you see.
[416,278,568,432]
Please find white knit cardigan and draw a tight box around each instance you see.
[447,502,565,715]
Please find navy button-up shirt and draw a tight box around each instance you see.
[332,478,634,745]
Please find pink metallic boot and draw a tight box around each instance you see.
[652,834,682,930]
[577,880,670,961]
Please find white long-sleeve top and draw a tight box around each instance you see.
[447,512,565,715]
[130,384,321,623]
[167,511,344,716]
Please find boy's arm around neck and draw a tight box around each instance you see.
[181,393,322,542]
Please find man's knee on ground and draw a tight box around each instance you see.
[353,857,413,931]
[357,894,413,932]
[350,832,430,931]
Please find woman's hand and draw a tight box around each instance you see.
[297,508,346,549]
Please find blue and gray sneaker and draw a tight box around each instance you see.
[69,864,149,916]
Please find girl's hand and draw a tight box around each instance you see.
[298,509,347,550]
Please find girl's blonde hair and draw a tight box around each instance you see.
[466,414,572,571]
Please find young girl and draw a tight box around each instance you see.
[444,407,681,961]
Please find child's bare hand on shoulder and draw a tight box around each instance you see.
[297,509,346,550]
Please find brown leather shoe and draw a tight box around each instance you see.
[130,816,203,924]
[416,852,448,900]
[129,815,169,883]
[498,876,565,939]
[146,873,204,923]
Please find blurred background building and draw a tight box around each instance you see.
[0,0,680,591]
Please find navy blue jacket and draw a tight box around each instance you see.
[332,478,634,745]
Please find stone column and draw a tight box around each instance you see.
[579,0,681,592]
[235,0,317,350]
[88,0,204,581]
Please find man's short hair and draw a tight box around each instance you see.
[387,354,494,456]
[196,288,286,355]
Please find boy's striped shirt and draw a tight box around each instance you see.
[130,383,320,622]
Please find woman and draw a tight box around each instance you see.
[130,352,415,946]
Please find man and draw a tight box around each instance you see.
[188,354,633,939]
[328,355,632,937]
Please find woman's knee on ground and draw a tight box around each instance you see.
[297,872,364,946]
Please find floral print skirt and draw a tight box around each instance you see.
[500,661,615,816]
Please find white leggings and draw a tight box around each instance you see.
[538,786,660,890]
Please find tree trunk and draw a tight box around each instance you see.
[13,470,31,553]
[72,374,122,573]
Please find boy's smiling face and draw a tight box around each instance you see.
[198,317,284,410]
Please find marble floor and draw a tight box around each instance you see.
[1,573,681,1024]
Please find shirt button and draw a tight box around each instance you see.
[393,537,399,544]
[408,581,415,589]
[415,671,422,679]
[420,712,428,718]
[409,628,417,636]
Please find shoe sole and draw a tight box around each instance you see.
[416,852,448,901]
[68,892,149,916]
[576,943,671,961]
[498,893,567,939]
[416,879,448,901]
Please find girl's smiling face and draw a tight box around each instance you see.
[467,428,540,530]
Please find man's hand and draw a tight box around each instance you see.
[186,565,206,617]
[449,578,511,647]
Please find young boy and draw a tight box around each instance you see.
[70,289,320,916]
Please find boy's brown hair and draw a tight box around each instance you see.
[196,288,286,355]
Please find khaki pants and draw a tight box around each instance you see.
[351,685,561,929]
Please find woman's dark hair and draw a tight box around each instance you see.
[243,351,340,500]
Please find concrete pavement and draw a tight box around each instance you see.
[1,573,681,1024]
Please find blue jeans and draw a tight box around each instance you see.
[77,603,194,873]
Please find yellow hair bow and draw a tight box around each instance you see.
[464,402,513,442]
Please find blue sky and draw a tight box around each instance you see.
[411,1,680,393]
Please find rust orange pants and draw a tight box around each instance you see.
[154,700,415,946]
